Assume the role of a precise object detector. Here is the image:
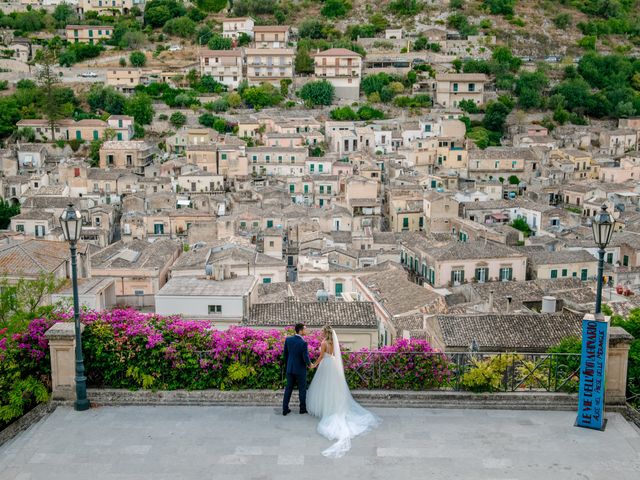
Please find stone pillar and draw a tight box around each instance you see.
[606,326,633,405]
[45,322,84,401]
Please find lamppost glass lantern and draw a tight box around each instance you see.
[591,204,615,249]
[59,204,83,243]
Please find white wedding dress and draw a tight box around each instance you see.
[306,331,380,458]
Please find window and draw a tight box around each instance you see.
[327,186,331,194]
[562,269,568,277]
[93,130,99,140]
[318,164,323,173]
[76,130,82,140]
[475,267,488,283]
[319,186,324,194]
[289,184,295,193]
[550,269,558,279]
[309,164,314,173]
[221,153,227,160]
[453,83,458,92]
[252,155,257,163]
[16,224,24,232]
[468,83,475,92]
[606,252,613,264]
[262,278,271,284]
[581,269,588,281]
[208,305,222,314]
[35,225,45,238]
[74,167,81,177]
[500,267,513,281]
[451,269,464,285]
[623,255,629,267]
[335,283,343,295]
[278,156,283,163]
[154,224,164,235]
[304,185,309,194]
[267,220,273,228]
[402,217,409,230]
[134,290,144,296]
[240,221,246,228]
[117,132,123,141]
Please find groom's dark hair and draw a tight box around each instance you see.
[294,323,305,334]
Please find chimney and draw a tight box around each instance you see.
[488,290,494,312]
[506,296,512,314]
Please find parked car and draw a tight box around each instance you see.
[80,71,97,78]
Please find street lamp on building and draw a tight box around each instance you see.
[591,204,616,315]
[59,203,90,412]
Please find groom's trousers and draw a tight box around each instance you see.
[283,372,307,412]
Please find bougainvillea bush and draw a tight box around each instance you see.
[74,309,449,391]
[0,318,54,429]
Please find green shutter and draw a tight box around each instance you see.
[550,269,558,279]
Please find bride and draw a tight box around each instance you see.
[307,325,380,458]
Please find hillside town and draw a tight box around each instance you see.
[0,0,640,355]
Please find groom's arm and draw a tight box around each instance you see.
[303,342,311,367]
[283,338,289,366]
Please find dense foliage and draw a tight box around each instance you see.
[299,80,335,106]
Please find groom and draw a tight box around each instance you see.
[282,323,311,416]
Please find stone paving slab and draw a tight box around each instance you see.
[1,406,639,480]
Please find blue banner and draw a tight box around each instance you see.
[576,318,609,430]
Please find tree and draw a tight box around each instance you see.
[169,112,187,128]
[0,199,19,229]
[295,48,314,74]
[515,71,549,110]
[553,13,571,29]
[144,0,186,27]
[458,99,479,113]
[510,218,532,236]
[330,106,358,121]
[389,0,421,16]
[52,2,77,28]
[129,51,147,67]
[194,0,227,12]
[237,32,252,47]
[483,100,511,132]
[36,49,64,141]
[87,85,127,115]
[298,19,327,39]
[163,17,196,38]
[299,80,335,106]
[207,33,233,50]
[483,0,515,15]
[508,175,520,185]
[0,97,21,139]
[321,0,352,18]
[125,93,154,125]
[240,83,283,109]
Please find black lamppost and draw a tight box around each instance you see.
[59,204,90,412]
[591,204,615,315]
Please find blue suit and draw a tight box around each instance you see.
[282,335,311,412]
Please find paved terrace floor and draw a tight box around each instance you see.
[1,406,640,480]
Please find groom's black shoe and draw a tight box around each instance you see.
[299,408,308,414]
[283,408,291,416]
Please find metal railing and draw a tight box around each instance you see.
[338,351,581,392]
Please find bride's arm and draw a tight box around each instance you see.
[311,341,326,369]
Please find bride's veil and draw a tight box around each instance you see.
[331,329,346,380]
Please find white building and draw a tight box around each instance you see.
[155,276,257,323]
[222,17,255,39]
[313,48,362,101]
[199,49,243,90]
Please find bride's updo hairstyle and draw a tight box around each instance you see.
[322,325,334,344]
